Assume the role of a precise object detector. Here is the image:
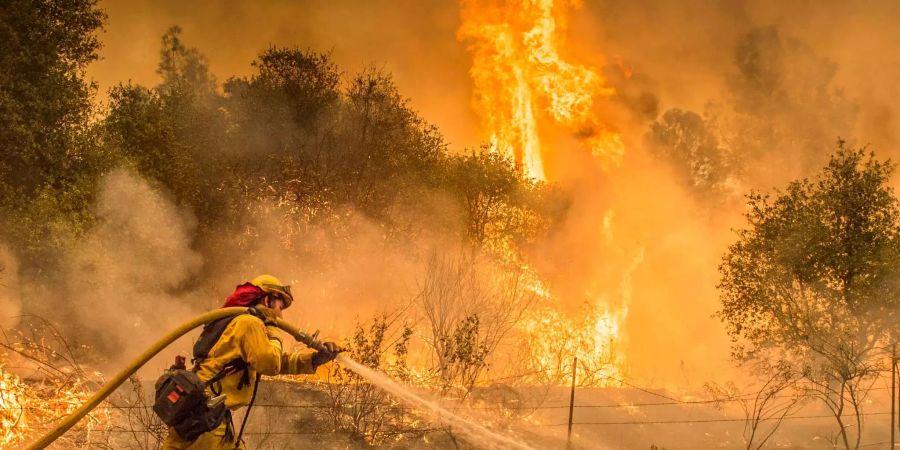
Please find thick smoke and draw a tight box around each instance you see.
[59,168,204,364]
[9,166,462,376]
[207,203,424,343]
[558,3,883,388]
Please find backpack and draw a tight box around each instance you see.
[153,368,228,441]
[153,314,261,442]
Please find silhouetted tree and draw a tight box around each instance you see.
[646,108,730,199]
[725,26,856,185]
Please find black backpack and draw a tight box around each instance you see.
[153,314,260,442]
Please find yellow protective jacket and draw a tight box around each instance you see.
[195,312,317,408]
[162,311,317,449]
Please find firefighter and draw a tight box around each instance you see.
[161,275,340,450]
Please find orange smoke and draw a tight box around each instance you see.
[458,0,624,180]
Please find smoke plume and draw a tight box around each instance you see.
[58,168,204,364]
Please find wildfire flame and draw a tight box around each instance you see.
[519,302,627,386]
[0,355,110,447]
[459,0,624,180]
[515,211,644,386]
[1,363,28,447]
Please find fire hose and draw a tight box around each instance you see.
[25,307,330,450]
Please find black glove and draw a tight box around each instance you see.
[311,341,342,368]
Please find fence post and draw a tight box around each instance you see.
[567,356,577,449]
[893,343,897,448]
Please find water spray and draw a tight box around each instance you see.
[24,308,532,450]
[336,355,534,449]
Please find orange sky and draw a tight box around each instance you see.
[88,0,481,149]
[89,0,900,155]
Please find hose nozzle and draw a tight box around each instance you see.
[293,329,327,352]
[269,317,344,353]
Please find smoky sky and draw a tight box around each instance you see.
[90,0,900,155]
[89,0,477,148]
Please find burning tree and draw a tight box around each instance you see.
[718,143,900,450]
[518,301,627,387]
[459,0,624,180]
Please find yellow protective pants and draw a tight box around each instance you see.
[160,422,245,450]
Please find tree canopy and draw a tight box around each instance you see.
[718,143,900,448]
[0,5,562,281]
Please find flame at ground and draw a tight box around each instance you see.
[519,303,627,386]
[459,0,624,180]
[517,213,644,386]
[0,358,110,448]
[1,363,28,447]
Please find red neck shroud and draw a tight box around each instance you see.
[223,282,266,307]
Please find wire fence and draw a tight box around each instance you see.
[1,385,896,416]
[5,374,897,446]
[6,406,895,427]
[1,385,894,412]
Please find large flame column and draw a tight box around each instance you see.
[458,0,622,180]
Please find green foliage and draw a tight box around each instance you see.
[718,143,900,448]
[103,30,235,235]
[719,143,900,360]
[245,47,340,129]
[0,0,105,193]
[0,0,108,265]
[444,315,489,368]
[436,314,490,392]
[103,77,229,226]
[325,317,419,445]
[1,18,558,306]
[217,46,553,247]
[157,26,216,97]
[444,150,522,243]
[390,324,415,383]
[442,149,566,255]
[222,47,340,155]
[220,48,449,229]
[104,84,197,198]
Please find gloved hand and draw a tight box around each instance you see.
[250,305,279,326]
[311,341,342,368]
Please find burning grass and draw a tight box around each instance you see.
[0,318,112,449]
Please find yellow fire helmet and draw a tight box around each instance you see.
[250,274,294,309]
